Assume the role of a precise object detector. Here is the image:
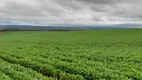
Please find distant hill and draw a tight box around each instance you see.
[0,24,140,31]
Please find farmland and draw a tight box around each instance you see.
[0,29,142,80]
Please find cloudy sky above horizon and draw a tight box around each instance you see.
[0,0,142,25]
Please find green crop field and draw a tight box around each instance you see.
[0,29,142,80]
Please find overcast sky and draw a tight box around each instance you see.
[0,0,142,25]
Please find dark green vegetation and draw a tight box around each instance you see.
[0,29,142,80]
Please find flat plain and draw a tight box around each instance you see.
[0,29,142,80]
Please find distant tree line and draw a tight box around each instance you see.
[0,28,84,31]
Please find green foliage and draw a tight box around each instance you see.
[0,29,142,79]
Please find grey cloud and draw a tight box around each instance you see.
[0,0,142,25]
[53,0,82,10]
[78,0,137,4]
[1,0,42,16]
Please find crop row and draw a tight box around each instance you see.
[0,53,85,80]
[0,49,142,80]
[0,71,11,80]
[0,59,54,80]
